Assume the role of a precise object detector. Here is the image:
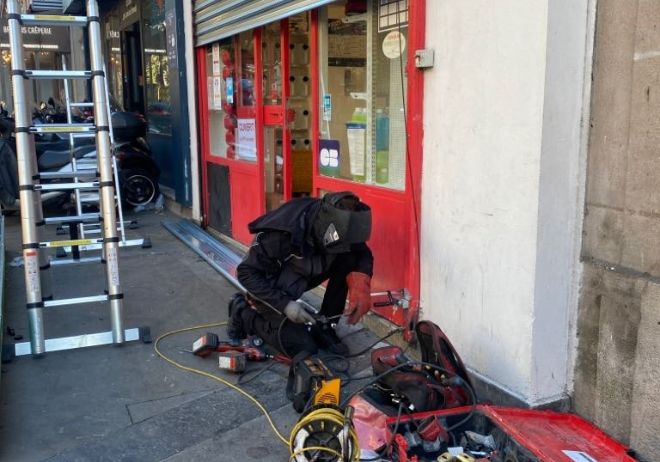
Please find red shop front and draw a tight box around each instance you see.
[194,0,425,326]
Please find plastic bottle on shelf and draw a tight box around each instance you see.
[347,107,367,183]
[375,109,389,184]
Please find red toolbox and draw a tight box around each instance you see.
[384,404,637,462]
[350,320,638,462]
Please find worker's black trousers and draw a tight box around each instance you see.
[236,252,360,356]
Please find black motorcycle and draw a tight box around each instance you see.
[0,107,160,209]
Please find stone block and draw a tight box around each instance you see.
[573,265,604,421]
[630,282,660,461]
[586,0,638,208]
[621,213,660,276]
[582,205,624,264]
[573,265,644,443]
[635,0,660,54]
[594,286,641,443]
[624,58,660,216]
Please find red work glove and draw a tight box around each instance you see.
[345,272,372,325]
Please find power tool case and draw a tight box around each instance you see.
[350,321,638,462]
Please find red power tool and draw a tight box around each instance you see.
[192,332,271,361]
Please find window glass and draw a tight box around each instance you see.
[206,32,256,162]
[318,0,408,190]
[105,14,123,106]
[235,31,257,162]
[206,39,234,157]
[142,0,171,135]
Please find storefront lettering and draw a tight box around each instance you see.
[2,25,52,35]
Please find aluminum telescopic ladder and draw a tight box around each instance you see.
[54,61,148,251]
[5,0,149,357]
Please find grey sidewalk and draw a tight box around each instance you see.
[0,210,376,461]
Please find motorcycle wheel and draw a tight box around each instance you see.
[122,169,159,207]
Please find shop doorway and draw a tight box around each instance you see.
[200,16,313,244]
[121,23,144,114]
[262,16,313,212]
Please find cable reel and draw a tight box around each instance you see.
[289,405,360,462]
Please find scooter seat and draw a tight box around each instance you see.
[38,145,95,170]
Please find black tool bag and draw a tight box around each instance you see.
[368,321,476,413]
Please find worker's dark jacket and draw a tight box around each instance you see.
[236,198,373,315]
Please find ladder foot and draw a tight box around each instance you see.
[55,248,68,258]
[141,237,152,249]
[139,326,152,344]
[1,344,15,364]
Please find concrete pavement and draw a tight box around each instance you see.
[0,209,376,461]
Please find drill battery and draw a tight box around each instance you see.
[218,351,247,373]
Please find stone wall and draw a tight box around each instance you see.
[577,0,660,459]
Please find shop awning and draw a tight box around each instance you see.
[193,0,335,46]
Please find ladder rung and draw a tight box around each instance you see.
[19,14,89,27]
[60,238,147,253]
[44,295,109,308]
[14,328,144,356]
[69,102,95,108]
[25,70,92,80]
[49,257,103,267]
[30,123,96,134]
[39,238,104,249]
[36,182,99,191]
[79,228,124,235]
[44,213,100,224]
[38,171,97,180]
[71,133,96,139]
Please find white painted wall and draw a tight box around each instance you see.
[532,0,590,405]
[184,0,202,222]
[420,0,591,404]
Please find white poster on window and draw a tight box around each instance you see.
[212,43,221,76]
[236,118,257,160]
[212,76,223,110]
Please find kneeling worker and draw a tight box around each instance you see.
[227,191,373,356]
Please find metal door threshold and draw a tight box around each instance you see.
[162,220,246,292]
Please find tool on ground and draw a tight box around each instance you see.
[289,376,360,462]
[192,332,271,361]
[286,352,338,413]
[217,350,247,373]
[4,0,149,358]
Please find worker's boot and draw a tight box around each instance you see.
[312,323,348,356]
[227,293,248,344]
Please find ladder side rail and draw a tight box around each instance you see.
[87,0,125,344]
[112,155,127,243]
[103,64,127,244]
[6,0,45,355]
[62,59,86,238]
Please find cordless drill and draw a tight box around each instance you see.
[192,332,270,361]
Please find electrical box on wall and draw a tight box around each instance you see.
[415,49,435,69]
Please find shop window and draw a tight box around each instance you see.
[235,31,257,162]
[206,32,257,162]
[105,15,123,106]
[142,0,171,135]
[318,0,408,190]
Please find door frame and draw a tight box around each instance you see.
[196,1,426,325]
